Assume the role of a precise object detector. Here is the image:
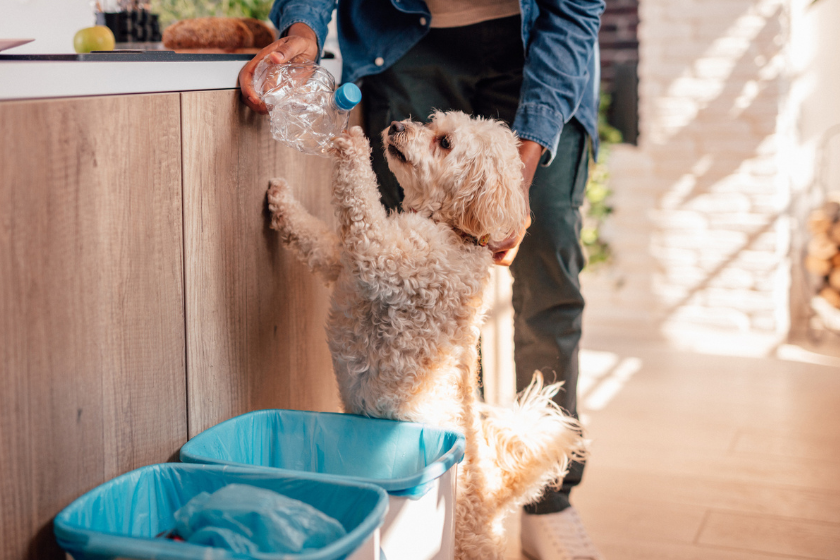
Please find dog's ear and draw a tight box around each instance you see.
[456,150,528,244]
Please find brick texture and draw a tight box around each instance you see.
[583,0,789,341]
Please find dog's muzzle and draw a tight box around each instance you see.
[386,121,408,163]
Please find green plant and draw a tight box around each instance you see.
[151,0,274,28]
[581,91,622,268]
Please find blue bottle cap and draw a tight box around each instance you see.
[334,83,362,111]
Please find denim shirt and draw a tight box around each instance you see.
[270,0,604,161]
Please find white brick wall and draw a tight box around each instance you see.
[583,0,790,344]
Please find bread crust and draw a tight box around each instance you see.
[238,18,275,48]
[163,17,254,50]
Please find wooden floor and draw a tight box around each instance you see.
[505,336,840,560]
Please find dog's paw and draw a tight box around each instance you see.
[267,177,290,207]
[267,178,291,230]
[329,127,370,160]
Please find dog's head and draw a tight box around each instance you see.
[382,111,527,245]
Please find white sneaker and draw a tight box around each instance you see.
[520,507,604,560]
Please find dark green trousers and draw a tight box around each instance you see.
[361,15,589,514]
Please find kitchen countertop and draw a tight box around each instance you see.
[0,52,343,101]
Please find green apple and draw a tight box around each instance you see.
[74,26,115,54]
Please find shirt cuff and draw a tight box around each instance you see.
[512,103,565,167]
[269,3,330,60]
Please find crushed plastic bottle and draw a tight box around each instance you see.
[254,57,362,156]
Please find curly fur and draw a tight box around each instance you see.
[267,112,586,560]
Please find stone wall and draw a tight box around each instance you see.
[582,0,790,352]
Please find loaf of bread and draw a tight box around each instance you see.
[163,17,275,51]
[238,18,276,48]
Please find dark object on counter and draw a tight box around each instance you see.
[96,10,161,43]
[238,18,276,48]
[163,17,275,51]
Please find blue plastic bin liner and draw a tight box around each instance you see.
[171,484,346,554]
[54,463,388,560]
[180,410,465,499]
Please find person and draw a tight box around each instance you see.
[239,1,605,558]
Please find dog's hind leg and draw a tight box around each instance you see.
[267,178,342,284]
[481,372,587,512]
[453,339,507,560]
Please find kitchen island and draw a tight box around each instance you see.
[0,58,342,560]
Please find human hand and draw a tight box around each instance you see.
[238,23,320,114]
[489,139,541,266]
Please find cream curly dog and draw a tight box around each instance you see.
[267,111,585,560]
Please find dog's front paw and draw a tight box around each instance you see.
[267,178,291,231]
[329,127,370,160]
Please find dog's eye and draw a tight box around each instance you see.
[439,136,451,150]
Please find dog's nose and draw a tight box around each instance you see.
[389,121,405,135]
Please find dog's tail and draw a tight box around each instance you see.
[480,371,587,511]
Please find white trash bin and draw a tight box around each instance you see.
[180,410,466,560]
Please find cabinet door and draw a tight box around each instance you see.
[181,90,340,437]
[0,94,188,560]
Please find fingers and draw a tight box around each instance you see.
[489,213,531,267]
[489,233,519,253]
[239,44,274,114]
[493,244,520,267]
[238,32,319,115]
[489,230,522,267]
[270,34,319,64]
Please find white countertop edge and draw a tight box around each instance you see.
[0,58,344,101]
[0,60,245,101]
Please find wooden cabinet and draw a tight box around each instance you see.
[0,93,188,559]
[181,90,340,436]
[0,90,338,560]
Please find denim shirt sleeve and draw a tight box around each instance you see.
[513,0,605,164]
[269,0,336,60]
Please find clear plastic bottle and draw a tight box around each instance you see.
[253,57,362,156]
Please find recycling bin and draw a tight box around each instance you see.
[180,410,466,560]
[54,462,388,560]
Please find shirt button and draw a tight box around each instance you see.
[419,17,427,25]
[375,57,385,66]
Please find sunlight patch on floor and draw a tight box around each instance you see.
[578,350,643,419]
[775,343,840,368]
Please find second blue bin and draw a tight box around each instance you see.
[180,410,465,560]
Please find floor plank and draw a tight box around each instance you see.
[570,497,707,544]
[580,414,739,454]
[577,465,840,525]
[596,539,807,560]
[562,339,840,559]
[697,511,840,559]
[731,431,840,463]
[588,442,840,493]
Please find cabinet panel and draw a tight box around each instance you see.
[0,94,188,560]
[181,90,340,437]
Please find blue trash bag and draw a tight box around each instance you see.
[171,484,346,554]
[54,463,388,560]
[180,410,465,499]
